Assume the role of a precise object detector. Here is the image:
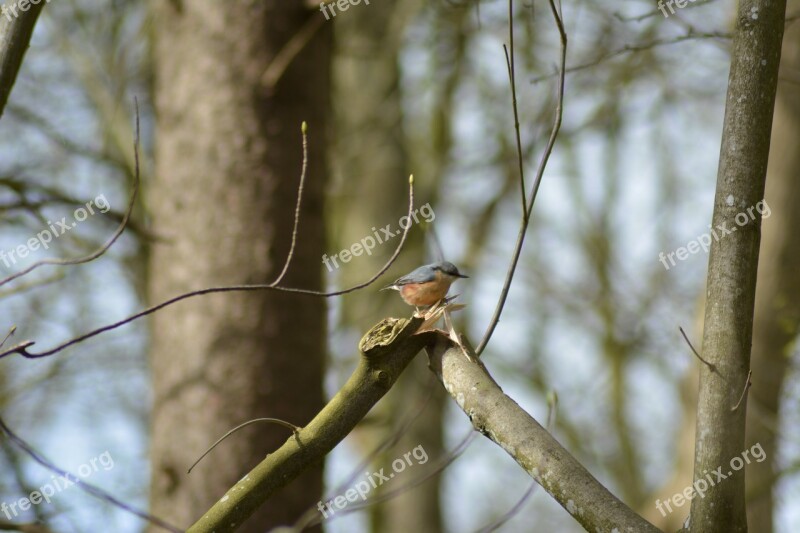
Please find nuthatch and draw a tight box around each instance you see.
[381,261,468,308]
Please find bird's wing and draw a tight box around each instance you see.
[392,265,437,286]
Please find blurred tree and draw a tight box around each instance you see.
[329,1,446,531]
[147,1,329,531]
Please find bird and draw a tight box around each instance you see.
[381,261,469,310]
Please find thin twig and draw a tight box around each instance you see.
[0,272,65,299]
[0,415,182,533]
[188,418,300,474]
[680,327,754,412]
[302,429,478,529]
[288,375,437,531]
[475,0,567,356]
[0,326,14,348]
[261,15,324,91]
[0,175,416,360]
[472,390,557,533]
[731,370,752,412]
[270,121,309,287]
[546,389,557,429]
[530,29,729,85]
[612,0,719,23]
[0,521,53,533]
[679,326,716,371]
[504,0,527,215]
[473,482,537,533]
[0,98,141,288]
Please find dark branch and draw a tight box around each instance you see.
[0,415,181,533]
[0,175,416,360]
[476,0,567,355]
[0,99,141,289]
[531,29,730,85]
[679,325,716,371]
[188,418,300,474]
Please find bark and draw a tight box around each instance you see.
[425,336,662,533]
[188,315,662,533]
[745,2,800,527]
[147,1,330,531]
[690,0,786,531]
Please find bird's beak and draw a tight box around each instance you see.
[455,273,469,279]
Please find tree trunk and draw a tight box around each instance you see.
[147,1,330,531]
[745,1,800,528]
[690,0,786,531]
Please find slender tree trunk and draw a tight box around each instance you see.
[690,1,786,531]
[147,1,330,531]
[745,2,800,528]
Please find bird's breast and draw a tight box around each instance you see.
[399,281,450,306]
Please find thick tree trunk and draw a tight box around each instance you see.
[147,1,330,531]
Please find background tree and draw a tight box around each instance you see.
[147,1,330,531]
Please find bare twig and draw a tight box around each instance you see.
[0,98,141,289]
[473,482,537,533]
[261,16,323,92]
[288,376,438,531]
[504,0,526,215]
[270,121,309,287]
[0,415,181,533]
[0,326,15,348]
[188,418,300,474]
[0,272,65,299]
[679,325,716,371]
[681,328,758,413]
[0,175,416,360]
[612,0,719,23]
[0,521,53,533]
[471,389,557,533]
[301,429,477,529]
[731,369,752,412]
[476,0,566,356]
[530,29,730,85]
